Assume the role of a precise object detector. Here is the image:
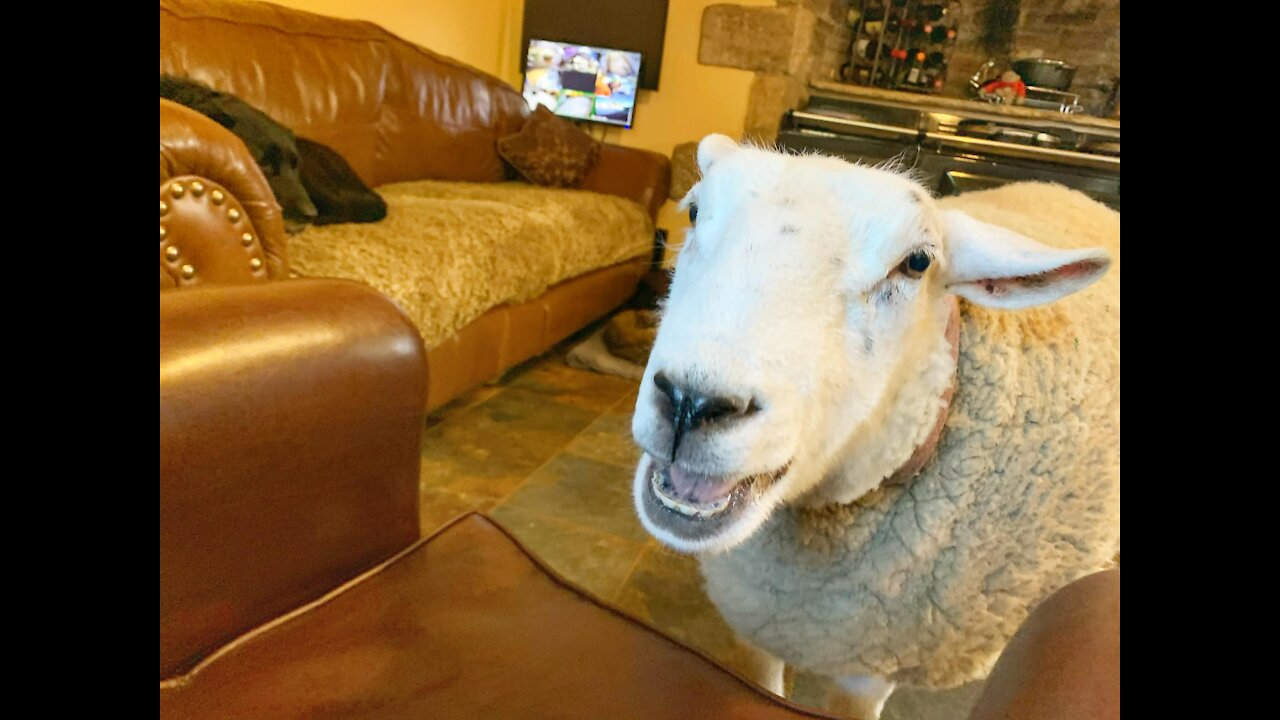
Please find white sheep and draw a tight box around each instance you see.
[630,135,1119,718]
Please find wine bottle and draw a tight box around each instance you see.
[858,39,891,61]
[926,48,951,89]
[904,49,928,85]
[928,25,957,43]
[922,54,947,88]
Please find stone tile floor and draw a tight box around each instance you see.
[421,347,983,719]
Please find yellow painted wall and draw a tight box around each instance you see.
[594,0,771,239]
[270,0,765,242]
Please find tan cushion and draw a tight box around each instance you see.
[498,106,602,188]
[159,514,839,719]
[288,179,652,347]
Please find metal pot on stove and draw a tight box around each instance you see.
[1009,58,1077,91]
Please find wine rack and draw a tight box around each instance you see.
[839,0,962,94]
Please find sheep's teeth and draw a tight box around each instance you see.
[651,470,732,518]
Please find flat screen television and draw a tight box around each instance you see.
[522,39,643,129]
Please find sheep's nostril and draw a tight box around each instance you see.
[693,394,750,423]
[653,371,755,462]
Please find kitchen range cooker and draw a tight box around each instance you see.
[777,92,1120,211]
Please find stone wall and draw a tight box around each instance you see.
[696,0,1120,142]
[699,0,854,141]
[1013,0,1120,112]
[946,0,1120,113]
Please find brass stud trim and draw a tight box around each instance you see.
[180,264,195,280]
[165,246,180,262]
[170,183,186,199]
[227,208,241,223]
[190,181,205,197]
[160,226,168,241]
[249,257,263,271]
[241,232,255,247]
[160,201,169,216]
[210,190,225,205]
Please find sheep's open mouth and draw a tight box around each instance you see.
[638,454,789,545]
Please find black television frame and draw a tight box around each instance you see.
[520,0,668,91]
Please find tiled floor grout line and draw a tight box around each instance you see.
[593,392,655,603]
[471,384,654,593]
[489,452,631,532]
[486,389,632,518]
[423,361,657,603]
[609,543,655,604]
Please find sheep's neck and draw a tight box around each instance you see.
[883,298,961,487]
[801,297,960,508]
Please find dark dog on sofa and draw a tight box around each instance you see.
[295,137,388,226]
[160,75,386,232]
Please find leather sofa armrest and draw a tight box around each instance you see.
[159,279,427,679]
[161,98,288,287]
[967,568,1120,720]
[578,144,671,221]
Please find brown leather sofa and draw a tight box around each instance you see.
[160,0,671,412]
[159,279,839,718]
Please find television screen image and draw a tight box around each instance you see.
[523,39,643,128]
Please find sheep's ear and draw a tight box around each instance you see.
[697,134,739,174]
[940,209,1111,310]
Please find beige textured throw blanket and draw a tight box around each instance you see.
[289,180,653,346]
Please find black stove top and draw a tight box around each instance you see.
[792,93,1120,166]
[777,92,1120,211]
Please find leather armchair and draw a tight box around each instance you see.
[159,285,838,720]
[160,96,430,675]
[157,111,827,713]
[160,279,428,678]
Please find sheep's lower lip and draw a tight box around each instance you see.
[638,455,788,545]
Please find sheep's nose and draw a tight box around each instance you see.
[653,371,754,462]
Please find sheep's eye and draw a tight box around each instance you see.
[688,203,698,224]
[898,250,931,278]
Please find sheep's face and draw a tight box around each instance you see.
[632,135,1111,554]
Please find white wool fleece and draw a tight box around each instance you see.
[699,181,1120,689]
